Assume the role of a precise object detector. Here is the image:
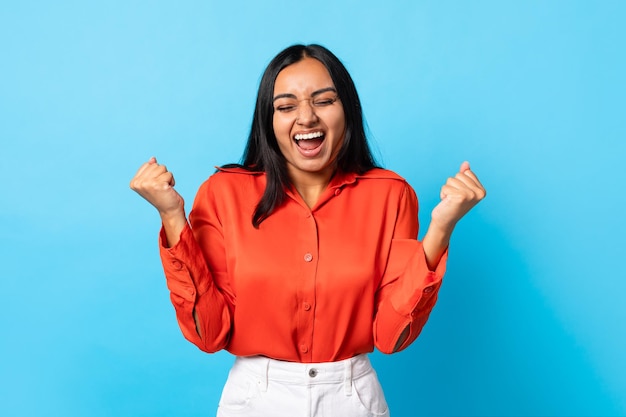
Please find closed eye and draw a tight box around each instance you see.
[275,104,297,112]
[273,94,339,112]
[313,97,337,107]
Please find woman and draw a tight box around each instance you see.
[131,44,485,416]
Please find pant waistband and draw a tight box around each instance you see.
[233,354,373,391]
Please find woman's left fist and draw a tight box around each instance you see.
[430,161,486,232]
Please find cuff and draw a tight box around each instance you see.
[158,223,212,297]
[387,239,447,316]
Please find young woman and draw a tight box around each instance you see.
[130,44,485,416]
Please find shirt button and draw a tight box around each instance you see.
[304,253,313,262]
[300,344,309,353]
[334,188,342,196]
[309,368,318,378]
[303,302,311,311]
[172,260,183,270]
[423,286,434,293]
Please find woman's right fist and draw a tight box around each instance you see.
[130,157,185,217]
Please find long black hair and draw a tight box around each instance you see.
[228,44,378,227]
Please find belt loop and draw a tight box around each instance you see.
[344,358,353,396]
[258,357,269,392]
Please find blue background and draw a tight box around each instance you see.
[1,1,625,416]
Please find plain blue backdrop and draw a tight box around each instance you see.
[1,1,625,416]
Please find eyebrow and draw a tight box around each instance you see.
[273,87,337,102]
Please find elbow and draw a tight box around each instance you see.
[392,325,411,353]
[374,319,413,354]
[182,325,229,354]
[189,306,232,354]
[374,312,431,354]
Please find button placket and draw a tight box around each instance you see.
[297,206,317,362]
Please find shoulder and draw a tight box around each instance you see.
[351,168,417,202]
[354,168,412,193]
[193,166,265,211]
[201,166,264,187]
[193,166,265,199]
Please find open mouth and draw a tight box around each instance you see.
[294,131,325,151]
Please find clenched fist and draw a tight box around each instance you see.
[431,161,486,232]
[422,161,486,270]
[130,157,186,246]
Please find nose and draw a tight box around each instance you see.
[296,100,318,125]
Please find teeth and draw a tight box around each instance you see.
[294,132,324,141]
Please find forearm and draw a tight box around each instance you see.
[160,208,187,248]
[422,222,453,271]
[373,238,446,354]
[160,224,232,353]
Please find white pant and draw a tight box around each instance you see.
[216,354,390,417]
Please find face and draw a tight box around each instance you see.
[272,57,346,184]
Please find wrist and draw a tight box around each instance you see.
[426,220,454,242]
[159,207,186,224]
[159,208,187,248]
[422,222,453,271]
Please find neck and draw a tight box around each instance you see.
[289,168,335,209]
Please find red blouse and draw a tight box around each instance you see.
[159,167,447,363]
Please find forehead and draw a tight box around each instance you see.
[274,57,334,95]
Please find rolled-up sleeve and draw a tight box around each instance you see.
[373,184,448,354]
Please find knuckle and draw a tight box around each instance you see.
[130,178,143,190]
